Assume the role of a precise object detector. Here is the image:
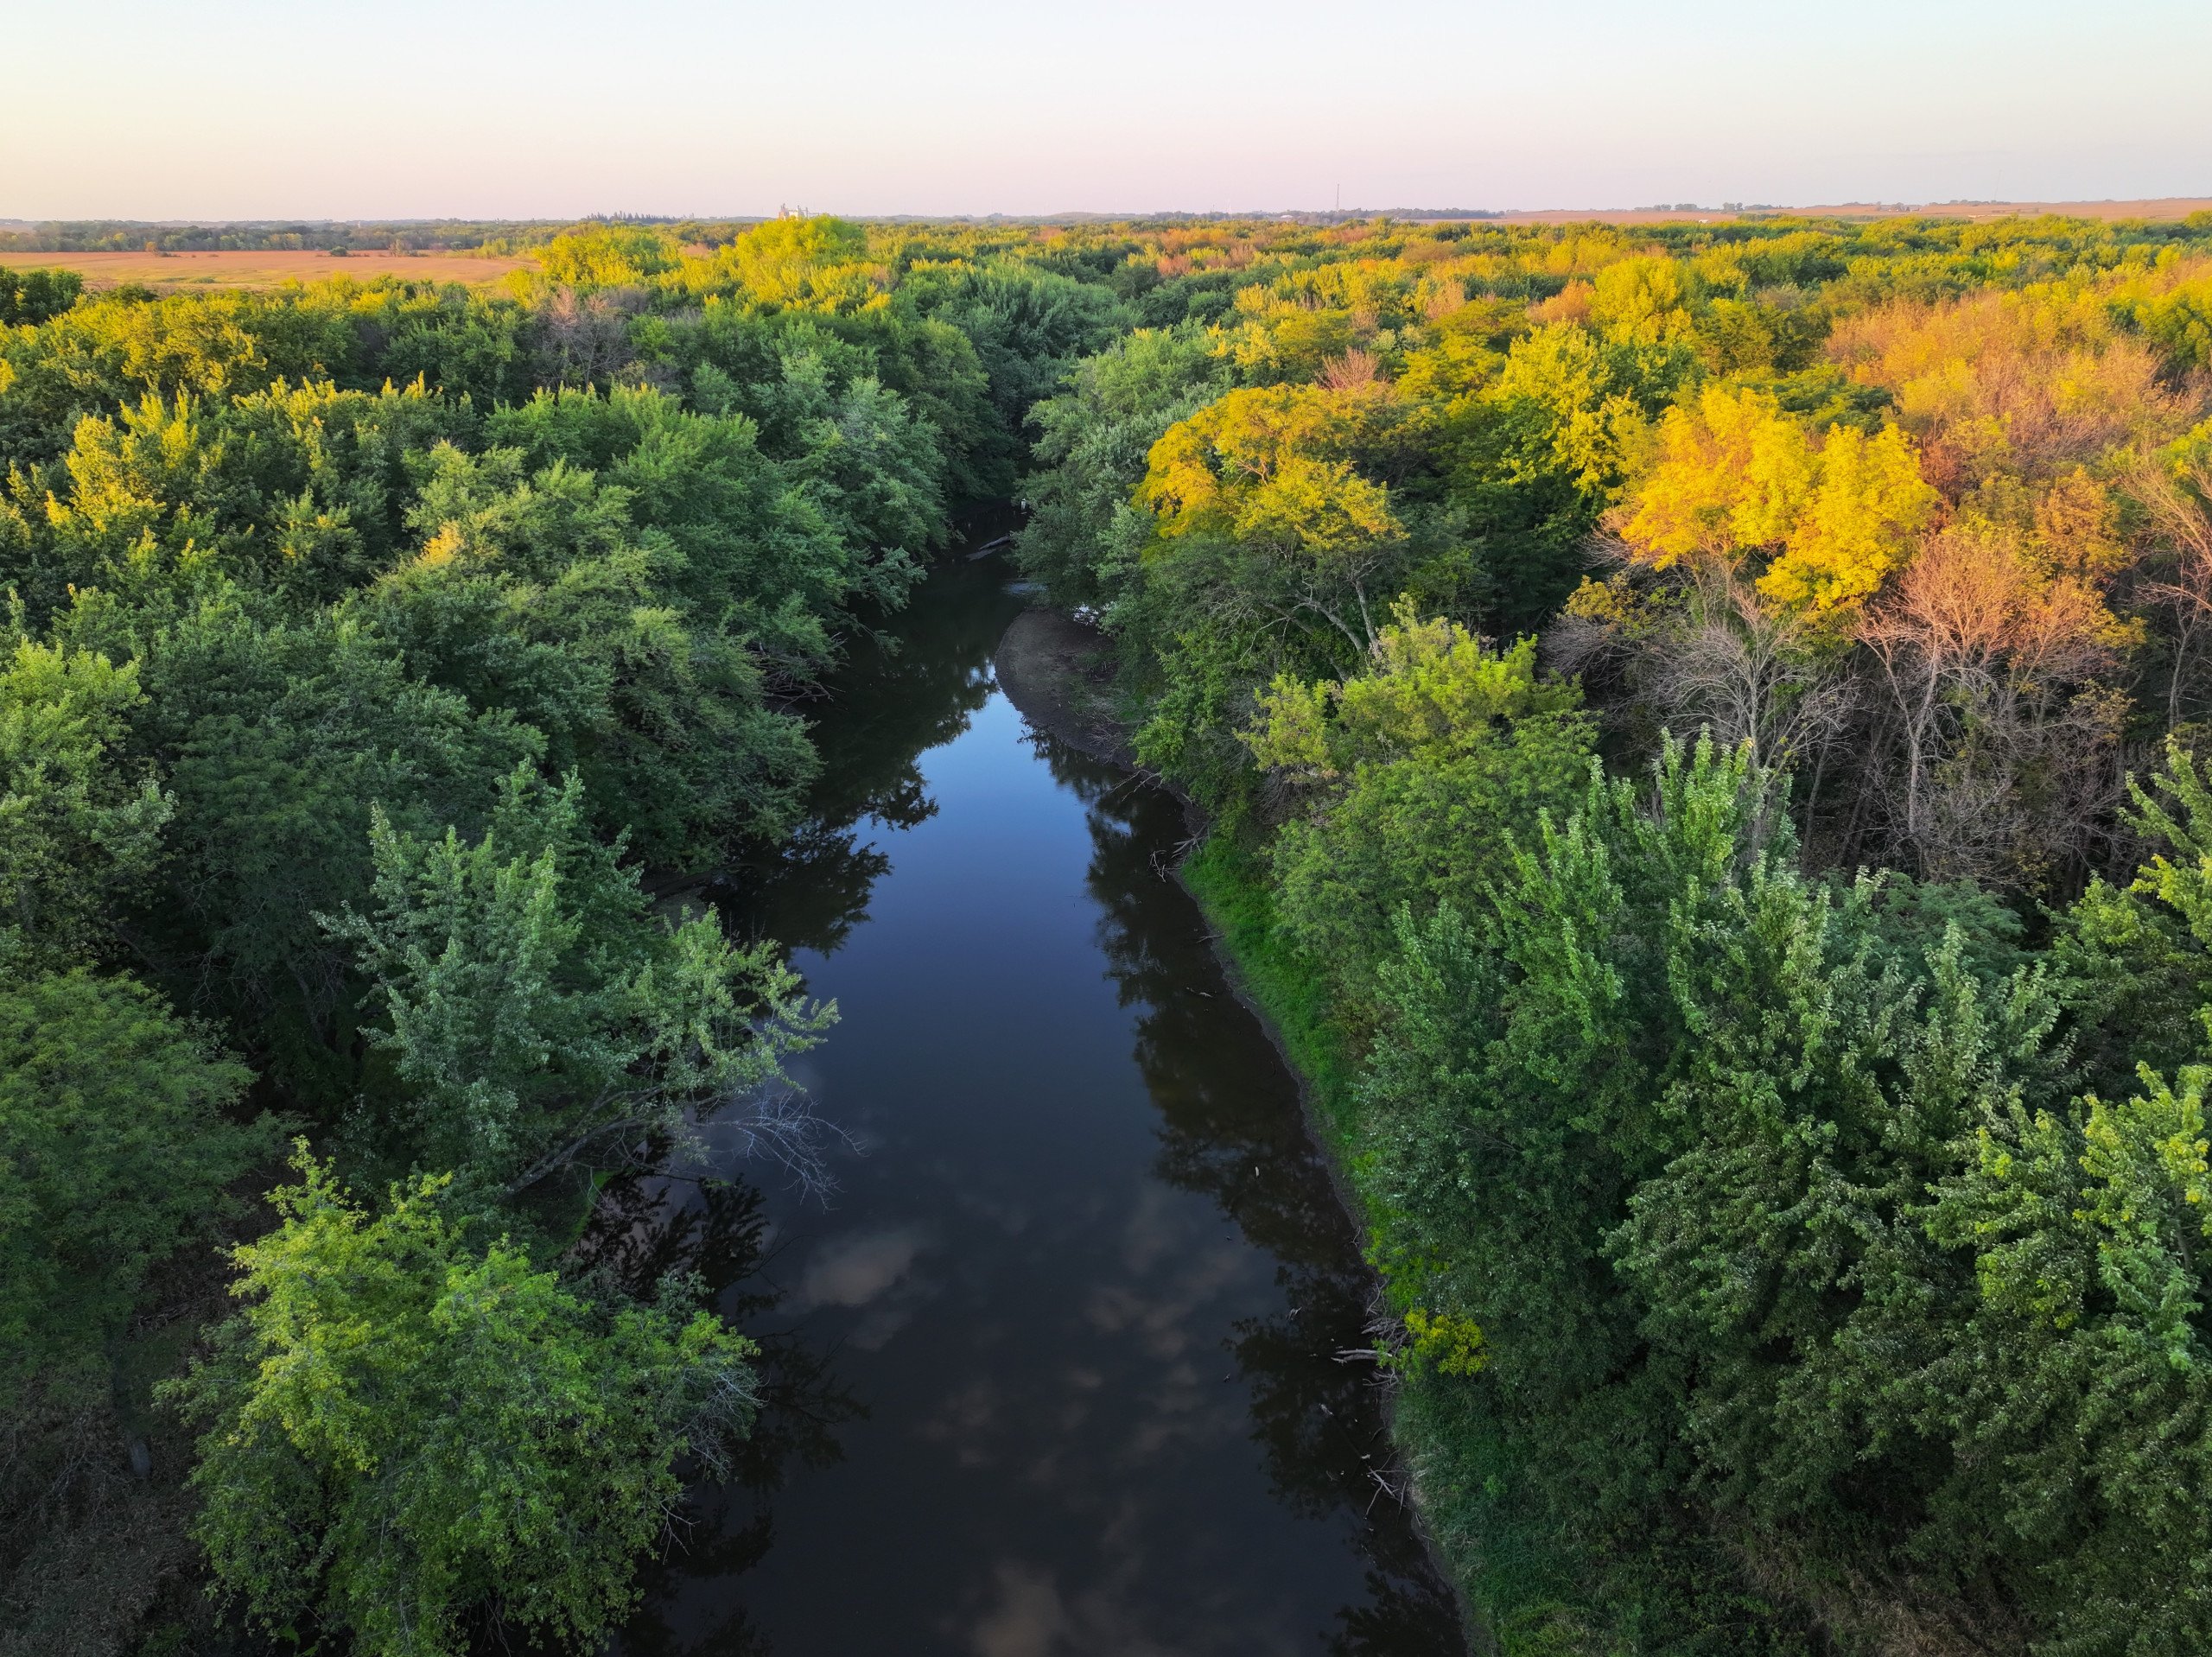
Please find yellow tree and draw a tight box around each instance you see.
[1618,384,1937,612]
[1138,383,1404,649]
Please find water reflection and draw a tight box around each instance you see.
[578,1170,863,1657]
[1042,732,1467,1655]
[601,553,1464,1655]
[714,557,1029,958]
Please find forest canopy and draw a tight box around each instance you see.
[10,205,2212,1655]
[0,213,1096,1654]
[1008,206,2212,1655]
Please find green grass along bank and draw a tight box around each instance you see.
[993,608,1559,1654]
[1181,839,1615,1657]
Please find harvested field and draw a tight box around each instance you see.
[0,248,531,289]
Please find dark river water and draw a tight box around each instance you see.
[595,554,1467,1657]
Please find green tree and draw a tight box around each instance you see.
[685,214,872,309]
[1918,1061,2212,1654]
[2050,736,2212,1098]
[172,1147,755,1657]
[36,379,462,616]
[1354,736,2050,1641]
[326,766,829,1199]
[0,636,168,967]
[536,228,682,289]
[0,968,267,1415]
[81,596,542,1092]
[902,259,1136,492]
[0,286,359,472]
[1426,321,1680,631]
[378,431,822,860]
[0,267,83,327]
[1124,382,1447,802]
[1243,606,1592,1013]
[1014,322,1233,610]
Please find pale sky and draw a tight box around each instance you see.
[6,0,2209,220]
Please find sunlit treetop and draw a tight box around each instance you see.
[1615,383,1938,612]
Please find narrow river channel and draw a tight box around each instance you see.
[601,550,1468,1657]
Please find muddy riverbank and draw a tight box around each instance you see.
[990,606,1135,769]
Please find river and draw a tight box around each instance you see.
[596,551,1468,1657]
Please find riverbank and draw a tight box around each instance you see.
[990,602,1353,1146]
[991,600,1492,1654]
[989,607,1135,769]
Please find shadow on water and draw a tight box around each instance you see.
[1039,733,1466,1656]
[589,549,1465,1657]
[711,556,1032,959]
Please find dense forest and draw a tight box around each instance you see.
[8,206,2212,1654]
[1011,209,2212,1654]
[0,216,1132,1654]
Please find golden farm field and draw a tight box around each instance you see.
[0,247,531,289]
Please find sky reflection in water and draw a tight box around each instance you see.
[596,558,1465,1657]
